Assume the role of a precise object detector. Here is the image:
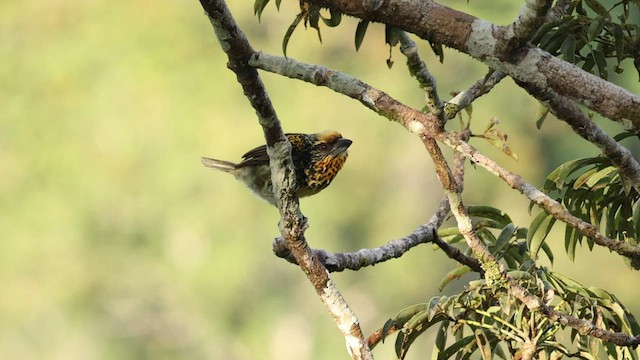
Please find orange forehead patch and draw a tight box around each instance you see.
[316,130,343,144]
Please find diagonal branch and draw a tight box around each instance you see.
[199,1,373,359]
[306,0,640,128]
[518,81,640,193]
[248,52,640,264]
[423,136,640,348]
[444,70,506,120]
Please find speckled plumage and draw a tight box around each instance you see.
[202,130,351,206]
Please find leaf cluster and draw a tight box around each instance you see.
[376,267,639,359]
[253,0,445,63]
[528,138,640,267]
[532,0,640,80]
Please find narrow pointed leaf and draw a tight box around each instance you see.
[355,20,369,51]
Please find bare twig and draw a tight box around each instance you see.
[199,1,373,358]
[444,70,506,119]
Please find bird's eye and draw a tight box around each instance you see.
[319,143,329,151]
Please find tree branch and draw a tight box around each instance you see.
[444,70,506,120]
[398,31,444,122]
[423,135,640,348]
[273,195,483,273]
[199,1,373,358]
[307,0,640,128]
[249,52,640,264]
[439,133,640,263]
[518,81,640,193]
[506,0,553,48]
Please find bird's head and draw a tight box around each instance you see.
[309,130,352,162]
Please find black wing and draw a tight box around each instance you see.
[237,144,269,168]
[236,134,306,168]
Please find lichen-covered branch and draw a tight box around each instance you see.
[249,52,640,264]
[506,0,553,48]
[307,0,640,128]
[199,1,372,358]
[444,70,506,119]
[398,31,444,121]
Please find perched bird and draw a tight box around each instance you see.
[202,130,352,206]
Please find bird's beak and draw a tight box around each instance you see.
[330,138,352,157]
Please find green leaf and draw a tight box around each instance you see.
[493,223,516,255]
[439,266,472,291]
[535,104,550,129]
[587,17,605,41]
[540,241,554,264]
[254,0,270,20]
[306,5,322,43]
[572,168,598,189]
[467,206,512,228]
[527,211,556,260]
[385,25,400,47]
[397,313,449,359]
[438,335,475,360]
[392,303,430,326]
[435,320,449,351]
[560,35,576,63]
[321,8,342,27]
[585,166,616,188]
[354,20,369,51]
[429,40,444,63]
[612,23,624,65]
[282,12,305,57]
[593,50,608,79]
[584,0,610,18]
[564,224,578,261]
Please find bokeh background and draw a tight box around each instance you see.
[2,1,639,359]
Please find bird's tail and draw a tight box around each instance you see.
[201,157,237,173]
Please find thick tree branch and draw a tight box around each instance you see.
[199,1,372,358]
[249,53,640,264]
[307,0,640,128]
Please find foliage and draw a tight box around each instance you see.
[379,206,640,360]
[379,270,639,359]
[531,0,640,80]
[529,137,640,268]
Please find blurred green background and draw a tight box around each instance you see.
[2,1,639,359]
